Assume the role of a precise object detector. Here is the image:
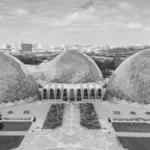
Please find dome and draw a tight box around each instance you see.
[106,49,150,104]
[0,53,39,103]
[45,50,103,83]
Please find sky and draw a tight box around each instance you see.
[0,0,150,46]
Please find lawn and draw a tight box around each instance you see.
[112,122,150,132]
[79,103,101,129]
[118,137,150,150]
[0,122,32,131]
[42,103,65,129]
[0,136,24,150]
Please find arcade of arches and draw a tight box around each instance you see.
[40,82,106,102]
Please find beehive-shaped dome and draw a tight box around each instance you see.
[0,53,39,103]
[106,49,150,104]
[45,50,103,83]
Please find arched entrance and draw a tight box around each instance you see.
[90,89,95,99]
[43,89,47,99]
[70,89,75,101]
[63,89,68,101]
[83,89,88,99]
[97,88,101,99]
[77,89,82,101]
[50,89,55,99]
[56,89,61,99]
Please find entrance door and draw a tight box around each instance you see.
[90,89,95,99]
[70,89,75,101]
[63,89,68,101]
[56,89,61,99]
[97,89,101,99]
[50,89,54,99]
[43,89,47,99]
[83,89,88,99]
[77,89,82,101]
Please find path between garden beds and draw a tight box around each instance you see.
[63,103,80,127]
[17,103,122,150]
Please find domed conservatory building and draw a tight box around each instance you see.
[39,50,106,102]
[1,50,150,150]
[0,52,39,103]
[106,49,150,104]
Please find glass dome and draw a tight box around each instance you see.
[45,50,103,83]
[0,53,40,103]
[106,49,150,104]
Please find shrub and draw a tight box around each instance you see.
[42,104,65,129]
[79,103,101,129]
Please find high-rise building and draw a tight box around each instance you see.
[21,43,33,52]
[1,44,11,49]
[15,42,22,50]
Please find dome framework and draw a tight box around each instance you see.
[45,50,103,83]
[40,50,105,102]
[106,49,150,104]
[0,53,39,103]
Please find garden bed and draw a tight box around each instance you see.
[118,137,150,150]
[0,122,32,131]
[0,136,24,150]
[112,122,150,132]
[42,103,65,129]
[79,103,101,129]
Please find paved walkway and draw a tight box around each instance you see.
[17,103,122,150]
[2,101,150,150]
[63,103,80,126]
[0,131,27,136]
[116,132,150,137]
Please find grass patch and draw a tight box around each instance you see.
[79,103,101,129]
[118,137,150,150]
[112,122,150,132]
[0,136,24,150]
[42,103,65,129]
[0,122,31,131]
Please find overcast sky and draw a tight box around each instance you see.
[0,0,150,46]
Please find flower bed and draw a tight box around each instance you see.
[42,103,65,129]
[0,122,31,131]
[79,103,101,129]
[0,136,24,150]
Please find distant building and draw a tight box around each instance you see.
[5,44,11,49]
[14,42,22,51]
[21,43,33,52]
[0,44,11,50]
[32,43,51,52]
[0,44,12,54]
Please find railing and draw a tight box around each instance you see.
[0,117,34,122]
[40,99,103,103]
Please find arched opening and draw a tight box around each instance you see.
[70,89,75,101]
[97,88,101,99]
[83,89,88,99]
[56,89,61,99]
[90,89,95,99]
[63,89,68,101]
[50,89,55,99]
[39,89,43,100]
[77,89,82,101]
[43,89,47,99]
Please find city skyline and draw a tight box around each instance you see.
[0,0,150,46]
